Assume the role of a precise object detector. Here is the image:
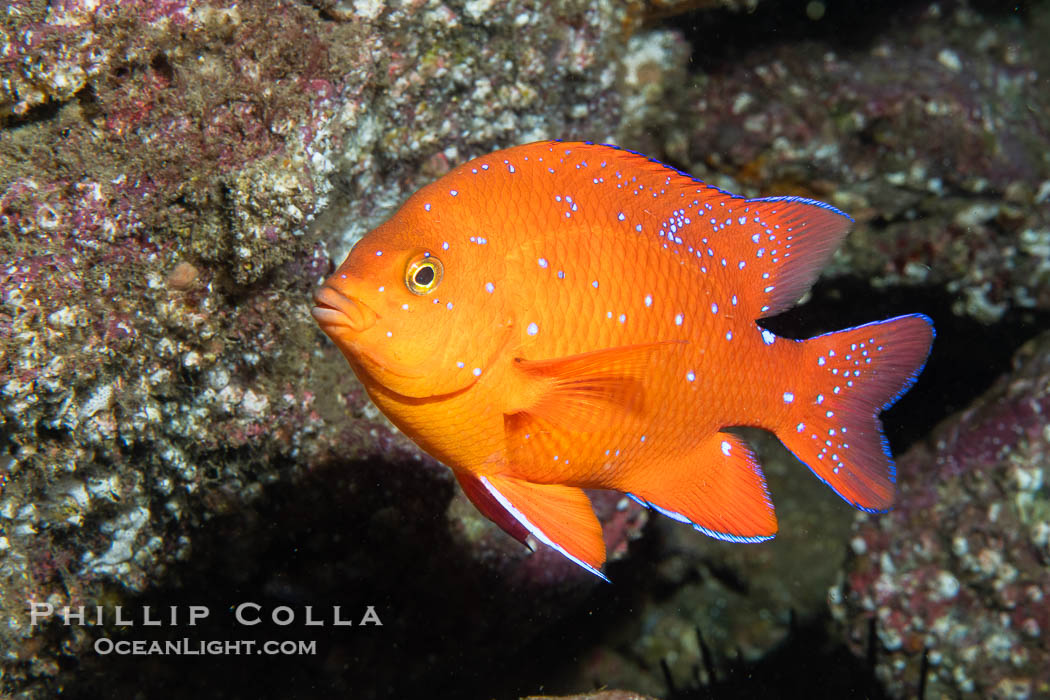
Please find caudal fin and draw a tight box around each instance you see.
[776,314,934,512]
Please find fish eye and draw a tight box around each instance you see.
[405,256,443,295]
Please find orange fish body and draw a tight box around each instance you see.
[313,141,934,579]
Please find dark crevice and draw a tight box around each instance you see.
[968,0,1036,18]
[1,97,64,130]
[74,85,102,122]
[1,82,102,130]
[150,52,175,84]
[58,453,491,700]
[492,553,887,700]
[663,0,1033,75]
[703,559,750,596]
[664,616,888,699]
[663,0,931,72]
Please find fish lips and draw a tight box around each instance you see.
[311,284,435,386]
[312,285,378,335]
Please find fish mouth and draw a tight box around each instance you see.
[311,285,377,334]
[311,285,426,381]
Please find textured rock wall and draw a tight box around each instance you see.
[833,331,1050,699]
[0,0,650,692]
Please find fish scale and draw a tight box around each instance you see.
[312,141,934,580]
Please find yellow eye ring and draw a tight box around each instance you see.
[405,256,443,295]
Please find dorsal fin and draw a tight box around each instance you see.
[710,195,853,318]
[526,142,853,318]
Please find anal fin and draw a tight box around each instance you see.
[479,474,608,580]
[628,433,778,543]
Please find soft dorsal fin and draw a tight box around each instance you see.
[714,196,853,318]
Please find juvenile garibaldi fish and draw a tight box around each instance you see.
[312,141,934,580]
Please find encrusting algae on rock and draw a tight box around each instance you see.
[313,141,934,579]
[0,0,644,684]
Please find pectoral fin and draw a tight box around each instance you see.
[511,341,684,432]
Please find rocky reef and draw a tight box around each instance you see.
[2,0,1048,698]
[1,0,646,692]
[663,2,1050,324]
[832,331,1050,699]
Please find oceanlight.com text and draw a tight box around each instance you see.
[94,638,317,656]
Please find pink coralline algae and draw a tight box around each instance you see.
[832,331,1050,699]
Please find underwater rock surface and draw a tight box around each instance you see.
[0,0,652,692]
[833,331,1050,699]
[526,691,657,700]
[563,429,860,695]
